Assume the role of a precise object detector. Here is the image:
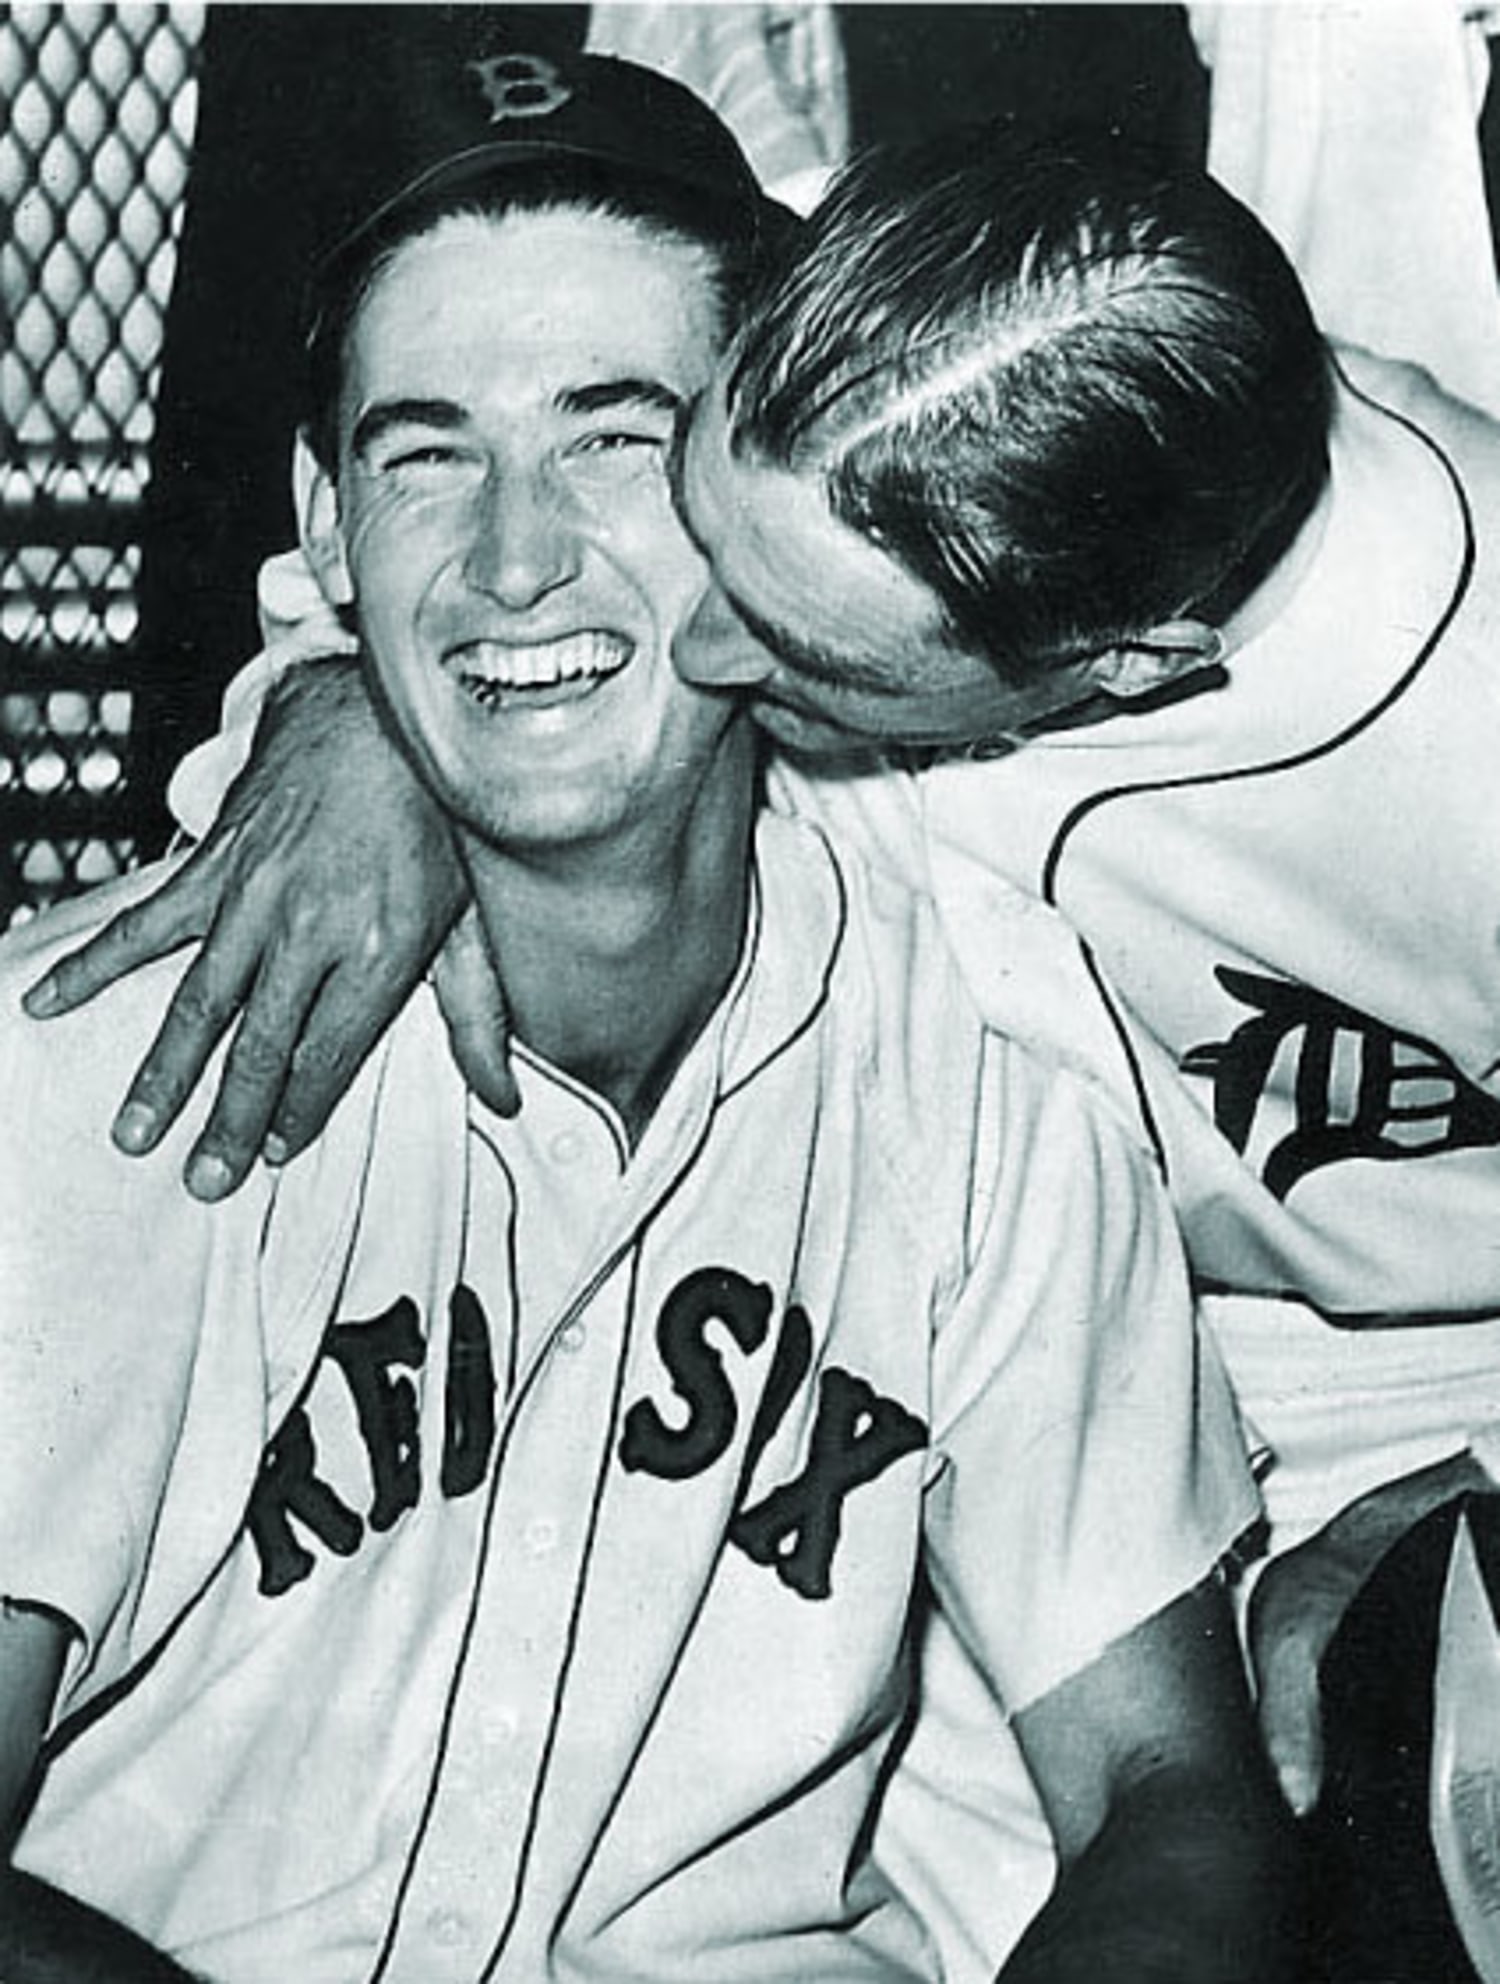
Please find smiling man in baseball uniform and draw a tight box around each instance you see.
[0,52,1295,1984]
[63,102,1500,1851]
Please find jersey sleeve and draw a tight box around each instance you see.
[923,1040,1260,1715]
[0,913,285,1717]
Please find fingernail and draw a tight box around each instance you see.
[22,979,59,1017]
[186,1152,232,1202]
[112,1101,159,1153]
[263,1133,289,1167]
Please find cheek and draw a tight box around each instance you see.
[591,485,711,622]
[342,479,481,584]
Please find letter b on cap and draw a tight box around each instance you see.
[469,54,573,123]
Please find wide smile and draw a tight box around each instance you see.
[443,631,635,711]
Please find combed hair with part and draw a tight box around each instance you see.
[724,131,1335,681]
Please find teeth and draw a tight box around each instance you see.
[450,632,631,691]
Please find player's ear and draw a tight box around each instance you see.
[1087,619,1225,702]
[293,429,354,610]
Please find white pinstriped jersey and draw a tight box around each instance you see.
[0,812,1252,1983]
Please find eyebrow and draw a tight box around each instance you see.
[350,398,466,460]
[558,378,684,418]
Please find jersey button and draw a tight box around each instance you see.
[548,1129,585,1165]
[525,1516,559,1555]
[483,1702,521,1745]
[426,1906,470,1949]
[556,1320,587,1353]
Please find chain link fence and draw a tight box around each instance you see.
[1,1,203,923]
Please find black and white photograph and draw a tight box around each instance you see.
[4,4,1500,1978]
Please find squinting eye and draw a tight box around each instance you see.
[369,444,486,497]
[573,430,668,459]
[387,444,464,470]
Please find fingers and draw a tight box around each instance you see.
[1247,1543,1349,1817]
[99,864,325,1195]
[1247,1457,1495,1818]
[432,908,519,1116]
[104,860,462,1201]
[261,953,429,1164]
[107,919,264,1172]
[22,852,217,1019]
[177,947,333,1201]
[1250,1600,1327,1818]
[123,914,432,1203]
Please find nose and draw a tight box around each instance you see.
[462,466,582,608]
[673,581,776,688]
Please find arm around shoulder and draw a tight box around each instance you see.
[25,653,480,1200]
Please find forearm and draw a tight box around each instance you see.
[998,1767,1302,1984]
[0,1868,197,1983]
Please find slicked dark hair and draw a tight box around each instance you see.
[304,156,787,471]
[724,128,1334,681]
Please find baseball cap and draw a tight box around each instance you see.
[313,47,796,287]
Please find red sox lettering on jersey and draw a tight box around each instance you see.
[248,1266,928,1605]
